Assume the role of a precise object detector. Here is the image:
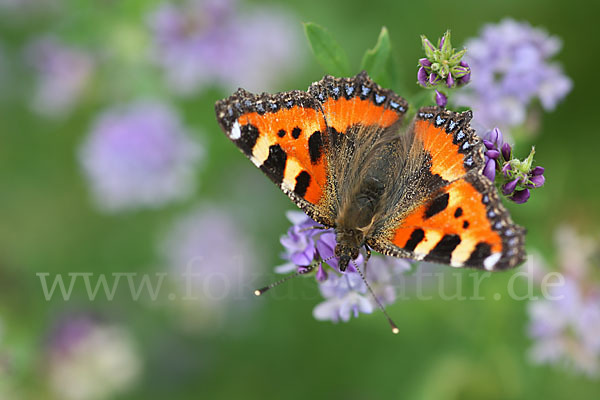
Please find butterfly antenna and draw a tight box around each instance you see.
[254,256,335,296]
[351,259,399,335]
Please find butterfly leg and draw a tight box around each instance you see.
[298,225,329,233]
[363,243,372,277]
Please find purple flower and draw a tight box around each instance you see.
[79,100,202,212]
[162,206,259,313]
[456,61,471,85]
[510,188,531,204]
[418,30,470,90]
[276,211,323,273]
[45,314,141,400]
[278,211,413,324]
[483,158,496,181]
[455,19,572,135]
[502,178,519,195]
[435,90,447,108]
[148,0,303,95]
[24,35,94,117]
[482,128,505,182]
[277,211,364,274]
[481,127,545,203]
[527,225,600,376]
[0,0,57,18]
[527,174,545,188]
[417,67,428,86]
[312,256,411,323]
[501,142,512,161]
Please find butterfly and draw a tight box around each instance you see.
[215,71,525,273]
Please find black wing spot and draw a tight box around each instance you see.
[308,131,323,164]
[260,144,287,185]
[277,129,286,138]
[237,124,259,156]
[294,171,311,198]
[425,234,461,264]
[463,220,470,229]
[404,228,425,252]
[454,207,463,218]
[425,193,449,219]
[292,127,302,139]
[466,242,492,266]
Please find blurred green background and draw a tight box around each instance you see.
[1,0,599,399]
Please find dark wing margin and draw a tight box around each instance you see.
[308,71,409,135]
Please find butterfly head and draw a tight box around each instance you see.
[335,229,363,272]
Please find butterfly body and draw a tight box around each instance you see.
[215,72,525,271]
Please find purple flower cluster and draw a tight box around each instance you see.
[527,226,600,377]
[417,31,471,108]
[148,0,302,95]
[24,35,94,117]
[45,314,142,400]
[162,206,259,313]
[455,19,572,135]
[482,127,545,204]
[277,211,411,323]
[79,100,202,212]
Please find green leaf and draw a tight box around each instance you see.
[303,22,351,76]
[360,27,397,89]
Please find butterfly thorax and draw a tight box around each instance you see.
[335,174,386,271]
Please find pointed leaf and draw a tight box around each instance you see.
[361,27,397,89]
[303,22,351,76]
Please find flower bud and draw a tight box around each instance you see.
[483,158,496,181]
[435,90,447,107]
[531,166,545,176]
[486,149,500,159]
[316,264,328,282]
[510,189,531,204]
[502,178,519,195]
[417,67,428,87]
[419,58,432,67]
[429,73,441,85]
[501,142,512,161]
[527,174,545,188]
[502,163,512,177]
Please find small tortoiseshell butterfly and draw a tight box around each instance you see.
[215,72,525,273]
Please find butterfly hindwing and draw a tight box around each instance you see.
[368,107,526,270]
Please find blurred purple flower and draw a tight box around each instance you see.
[527,225,600,377]
[0,0,57,18]
[277,211,364,274]
[162,206,259,313]
[455,19,572,135]
[79,100,202,212]
[46,314,141,400]
[277,211,320,269]
[313,255,411,323]
[148,0,303,95]
[25,35,94,117]
[278,211,412,323]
